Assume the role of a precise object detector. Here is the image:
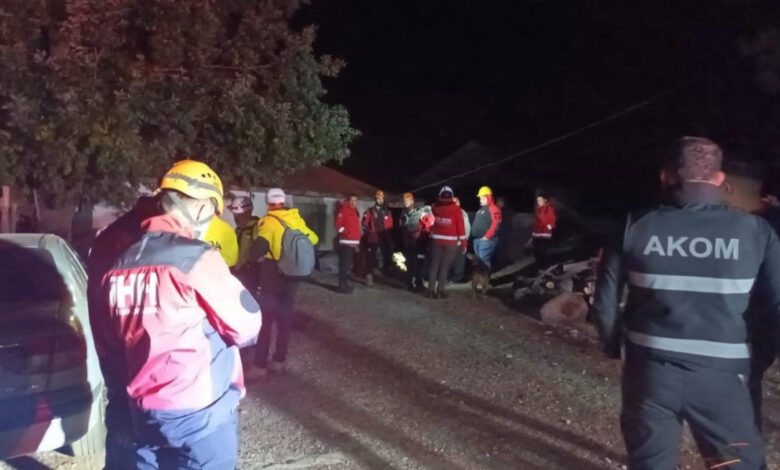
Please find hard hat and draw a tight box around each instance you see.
[228,196,254,214]
[158,160,224,214]
[439,186,454,199]
[477,186,493,197]
[266,188,286,205]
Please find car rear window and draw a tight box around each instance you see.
[0,247,66,302]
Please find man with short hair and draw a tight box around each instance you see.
[399,192,429,291]
[92,160,262,469]
[244,188,318,381]
[531,194,556,270]
[594,137,780,469]
[335,194,361,293]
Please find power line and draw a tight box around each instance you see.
[408,52,753,194]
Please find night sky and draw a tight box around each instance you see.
[296,1,779,215]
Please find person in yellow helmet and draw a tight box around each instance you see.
[88,159,261,470]
[203,216,239,267]
[472,185,502,270]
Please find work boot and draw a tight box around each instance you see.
[426,289,438,299]
[438,291,449,300]
[338,283,354,294]
[245,366,269,383]
[366,273,374,286]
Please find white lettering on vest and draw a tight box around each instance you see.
[643,236,740,260]
[689,237,713,258]
[109,272,160,315]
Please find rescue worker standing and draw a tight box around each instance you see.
[449,197,471,283]
[399,192,430,291]
[471,186,502,270]
[531,194,556,270]
[93,160,262,469]
[428,186,467,299]
[245,188,319,381]
[228,195,260,292]
[593,137,780,470]
[335,194,361,294]
[722,161,780,429]
[204,215,239,268]
[362,190,394,284]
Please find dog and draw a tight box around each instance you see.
[466,253,491,299]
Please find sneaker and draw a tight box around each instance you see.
[245,366,269,383]
[366,274,374,286]
[269,361,286,374]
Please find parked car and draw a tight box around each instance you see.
[0,234,105,462]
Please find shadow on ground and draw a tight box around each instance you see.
[249,314,623,470]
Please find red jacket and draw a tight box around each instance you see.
[533,204,557,239]
[362,204,394,243]
[431,200,467,248]
[95,214,261,446]
[335,202,361,246]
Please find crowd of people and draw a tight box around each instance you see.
[335,185,557,299]
[83,136,780,470]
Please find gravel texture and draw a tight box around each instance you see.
[4,274,780,469]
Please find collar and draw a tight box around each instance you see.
[674,182,725,206]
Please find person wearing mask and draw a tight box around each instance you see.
[399,192,429,291]
[471,186,502,270]
[449,197,471,283]
[428,186,467,299]
[593,137,780,470]
[245,188,319,381]
[92,160,262,469]
[362,190,394,284]
[531,194,556,270]
[335,194,361,294]
[204,215,239,268]
[722,161,780,429]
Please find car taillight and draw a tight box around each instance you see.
[0,334,86,375]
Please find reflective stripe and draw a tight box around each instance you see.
[339,239,359,245]
[626,330,750,359]
[628,271,754,294]
[532,233,552,238]
[432,234,459,240]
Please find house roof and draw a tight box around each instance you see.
[270,165,379,199]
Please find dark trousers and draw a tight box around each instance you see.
[104,391,136,470]
[134,411,238,470]
[366,231,394,273]
[404,241,426,288]
[428,244,459,293]
[338,244,356,288]
[749,344,775,430]
[621,351,764,470]
[254,262,300,368]
[533,237,552,270]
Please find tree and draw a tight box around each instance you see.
[0,0,358,207]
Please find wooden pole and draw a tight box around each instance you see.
[0,186,10,233]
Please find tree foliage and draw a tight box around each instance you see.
[0,0,358,206]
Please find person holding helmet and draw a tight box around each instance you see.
[428,186,467,299]
[244,188,319,381]
[91,160,261,469]
[471,186,502,270]
[362,189,394,284]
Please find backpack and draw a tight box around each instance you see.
[267,214,316,279]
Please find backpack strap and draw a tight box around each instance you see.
[266,213,289,230]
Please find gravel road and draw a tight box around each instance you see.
[4,273,780,469]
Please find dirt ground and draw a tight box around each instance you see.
[4,273,780,470]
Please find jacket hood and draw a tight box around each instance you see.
[141,213,194,238]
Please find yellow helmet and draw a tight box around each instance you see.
[158,160,225,214]
[477,186,493,198]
